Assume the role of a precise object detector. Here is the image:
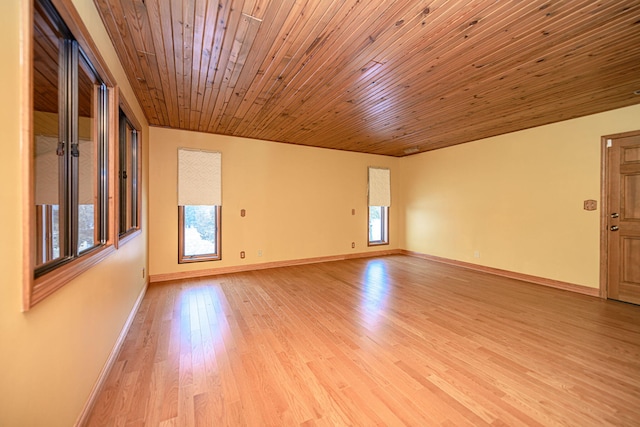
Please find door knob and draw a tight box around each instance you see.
[610,225,619,231]
[611,213,619,218]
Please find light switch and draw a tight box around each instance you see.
[583,200,597,211]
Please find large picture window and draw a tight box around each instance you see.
[26,0,115,309]
[33,0,109,276]
[368,167,390,246]
[177,149,222,263]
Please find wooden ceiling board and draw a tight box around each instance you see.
[93,0,640,156]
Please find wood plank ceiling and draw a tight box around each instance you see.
[93,0,640,156]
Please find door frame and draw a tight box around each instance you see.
[599,129,640,300]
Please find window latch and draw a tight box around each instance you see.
[56,141,65,156]
[70,143,80,157]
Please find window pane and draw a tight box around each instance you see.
[183,206,218,256]
[77,54,100,253]
[368,206,388,245]
[33,0,64,267]
[119,111,138,236]
[369,206,382,242]
[51,204,60,259]
[125,122,134,228]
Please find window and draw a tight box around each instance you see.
[33,0,109,276]
[178,205,221,262]
[177,149,222,263]
[368,167,390,246]
[369,205,388,245]
[118,107,140,239]
[26,0,115,309]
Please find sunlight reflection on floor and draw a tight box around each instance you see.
[360,260,390,329]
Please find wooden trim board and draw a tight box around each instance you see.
[149,249,403,283]
[74,279,149,427]
[600,134,609,299]
[402,250,600,297]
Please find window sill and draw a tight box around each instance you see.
[116,228,142,248]
[178,254,222,264]
[26,244,115,310]
[368,241,389,247]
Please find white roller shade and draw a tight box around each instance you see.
[368,167,390,207]
[178,148,222,206]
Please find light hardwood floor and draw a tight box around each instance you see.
[86,255,640,426]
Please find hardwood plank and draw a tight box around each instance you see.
[93,0,159,123]
[86,255,640,426]
[122,0,169,124]
[200,0,249,132]
[148,248,402,283]
[186,0,210,129]
[147,0,180,128]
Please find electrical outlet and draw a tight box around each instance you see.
[352,242,355,248]
[142,268,145,278]
[258,250,263,257]
[474,251,480,258]
[240,251,245,259]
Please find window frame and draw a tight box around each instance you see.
[178,205,222,263]
[116,96,142,246]
[31,0,111,273]
[368,205,389,246]
[22,0,118,310]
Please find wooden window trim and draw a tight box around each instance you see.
[31,246,116,305]
[178,206,222,264]
[117,228,142,247]
[368,206,389,247]
[50,0,115,86]
[22,0,117,310]
[114,90,143,248]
